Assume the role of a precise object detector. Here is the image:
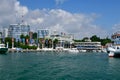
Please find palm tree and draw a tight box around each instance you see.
[20,34,25,43]
[20,34,25,39]
[25,35,30,45]
[48,39,52,48]
[53,39,58,49]
[5,37,12,48]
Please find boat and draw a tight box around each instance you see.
[107,45,120,57]
[0,44,8,54]
[107,31,120,57]
[56,47,64,52]
[68,48,79,53]
[42,48,53,51]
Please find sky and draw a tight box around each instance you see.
[0,0,120,39]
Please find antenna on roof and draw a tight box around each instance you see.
[21,7,24,25]
[15,10,20,24]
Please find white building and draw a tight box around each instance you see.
[3,28,8,38]
[37,29,49,38]
[50,31,74,48]
[8,24,30,40]
[74,42,102,51]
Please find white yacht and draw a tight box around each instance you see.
[107,31,120,57]
[107,45,120,57]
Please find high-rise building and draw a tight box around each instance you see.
[37,29,49,38]
[8,24,30,40]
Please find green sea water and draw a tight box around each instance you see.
[0,52,120,80]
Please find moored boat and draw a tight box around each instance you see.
[107,31,120,57]
[68,48,79,53]
[0,44,8,54]
[107,45,120,57]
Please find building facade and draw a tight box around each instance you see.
[3,28,8,38]
[8,24,30,40]
[74,42,101,51]
[50,31,74,48]
[37,29,49,38]
[111,31,120,45]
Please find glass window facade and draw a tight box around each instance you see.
[38,29,49,38]
[8,24,30,40]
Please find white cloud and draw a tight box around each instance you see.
[112,23,120,32]
[26,9,107,39]
[30,18,44,25]
[55,0,67,5]
[0,0,29,27]
[15,1,28,16]
[0,0,108,39]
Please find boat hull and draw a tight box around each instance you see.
[107,46,120,57]
[0,48,8,54]
[108,51,120,57]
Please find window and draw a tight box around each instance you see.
[117,47,119,49]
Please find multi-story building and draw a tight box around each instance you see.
[74,42,101,51]
[50,31,74,48]
[3,28,8,38]
[8,24,30,40]
[21,24,30,36]
[37,29,49,38]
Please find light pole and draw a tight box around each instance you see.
[12,38,14,49]
[37,31,40,50]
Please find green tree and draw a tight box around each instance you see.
[82,37,89,42]
[90,35,101,42]
[15,39,21,47]
[101,37,112,46]
[53,39,58,44]
[33,32,37,39]
[48,39,52,48]
[25,35,30,39]
[53,39,58,49]
[74,40,82,42]
[5,37,12,48]
[20,34,25,39]
[25,35,30,45]
[20,34,25,44]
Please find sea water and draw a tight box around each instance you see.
[0,52,120,80]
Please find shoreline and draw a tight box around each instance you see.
[8,48,103,53]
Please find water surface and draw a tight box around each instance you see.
[0,52,120,80]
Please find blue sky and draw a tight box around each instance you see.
[0,0,120,39]
[18,0,120,30]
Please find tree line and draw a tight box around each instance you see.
[74,35,112,46]
[0,32,59,49]
[0,34,112,49]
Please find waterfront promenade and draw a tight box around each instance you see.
[8,48,103,53]
[8,48,68,53]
